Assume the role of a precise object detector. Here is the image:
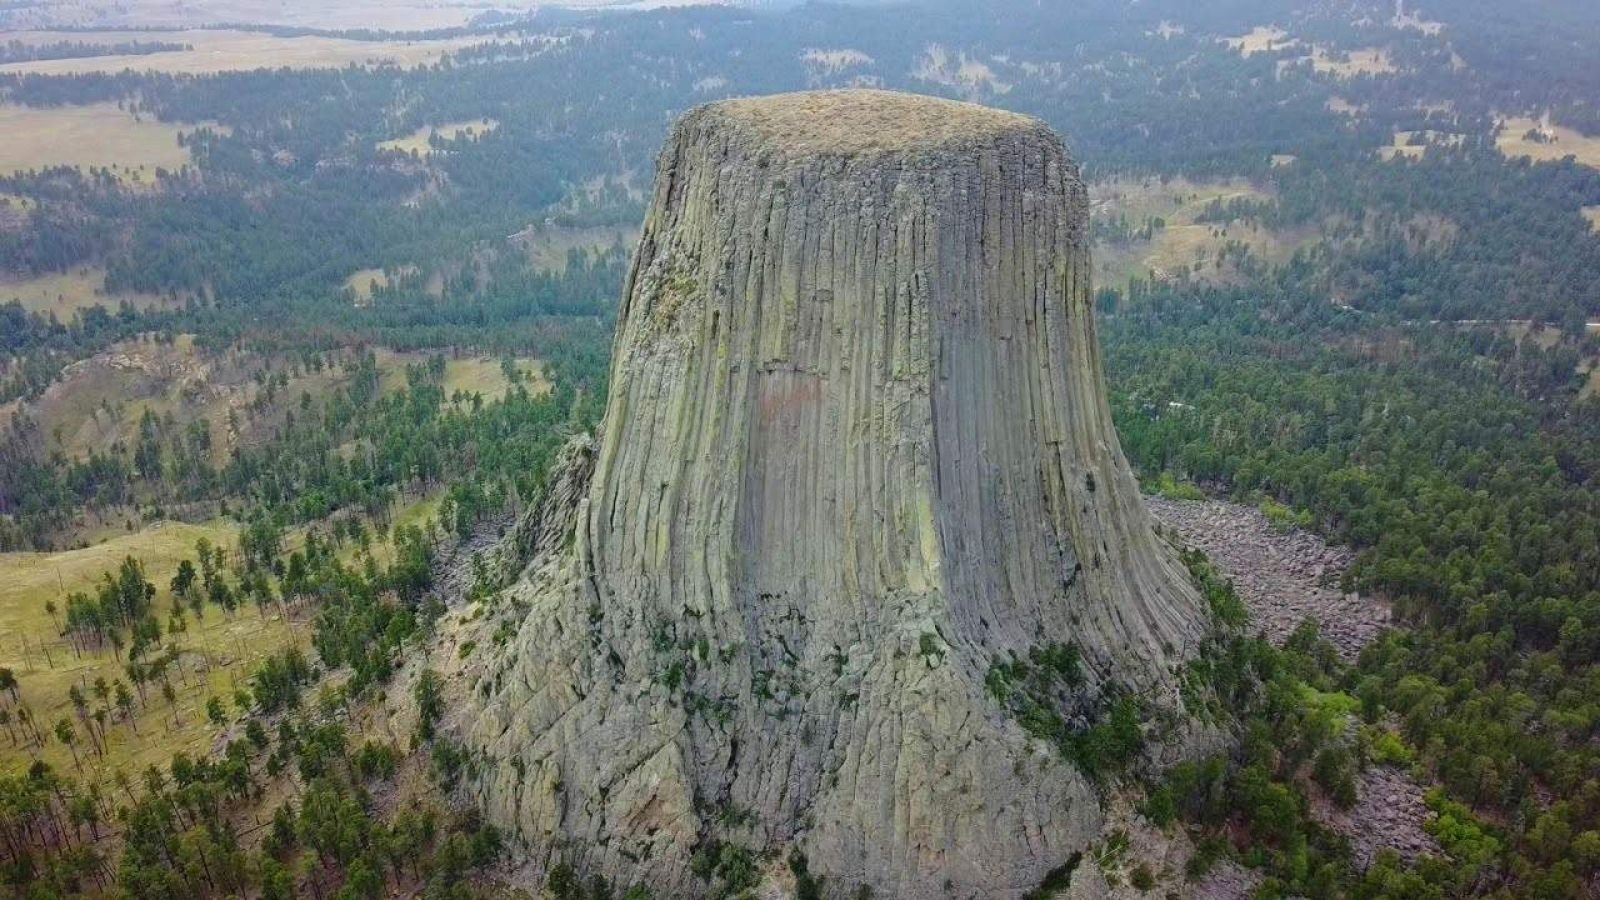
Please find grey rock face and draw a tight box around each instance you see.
[465,90,1207,898]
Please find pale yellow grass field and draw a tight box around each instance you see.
[0,102,193,181]
[0,29,485,75]
[1091,177,1308,288]
[444,357,550,401]
[373,349,551,402]
[1294,47,1397,78]
[378,119,498,156]
[1225,25,1297,56]
[0,267,167,317]
[0,0,487,31]
[0,520,318,779]
[1392,8,1444,35]
[1581,359,1600,401]
[342,265,423,305]
[1583,206,1600,231]
[1497,116,1600,170]
[17,335,354,469]
[1380,130,1464,160]
[516,222,637,273]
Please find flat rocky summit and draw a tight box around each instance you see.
[697,88,1047,157]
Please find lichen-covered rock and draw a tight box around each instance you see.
[463,90,1207,899]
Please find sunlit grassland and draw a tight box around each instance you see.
[0,520,320,781]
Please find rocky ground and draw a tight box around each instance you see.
[1143,496,1441,895]
[1147,497,1389,660]
[1316,764,1441,869]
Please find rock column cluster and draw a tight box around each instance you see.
[467,90,1206,898]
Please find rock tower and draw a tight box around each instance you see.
[465,90,1207,898]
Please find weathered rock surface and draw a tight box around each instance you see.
[1148,497,1440,876]
[1146,497,1388,660]
[464,90,1207,898]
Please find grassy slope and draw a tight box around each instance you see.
[0,520,321,779]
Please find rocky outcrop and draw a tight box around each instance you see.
[1146,497,1390,660]
[463,90,1207,898]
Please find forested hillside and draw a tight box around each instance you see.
[2,0,1600,897]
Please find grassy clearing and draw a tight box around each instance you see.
[0,102,195,183]
[1580,359,1600,401]
[373,349,551,403]
[0,519,317,779]
[1225,25,1296,56]
[0,267,168,317]
[1497,116,1600,170]
[1313,47,1396,77]
[1583,206,1600,231]
[6,0,479,32]
[1091,177,1310,287]
[798,48,874,75]
[1327,96,1363,116]
[1392,4,1445,35]
[378,118,498,156]
[17,335,358,470]
[443,357,550,401]
[0,29,484,75]
[514,222,637,272]
[341,265,420,305]
[1377,131,1463,161]
[1282,46,1397,79]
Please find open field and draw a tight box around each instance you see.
[1392,2,1445,35]
[1497,116,1600,170]
[514,222,637,272]
[10,335,361,472]
[1583,206,1600,231]
[1581,359,1600,401]
[373,348,551,403]
[1378,130,1463,161]
[0,102,194,181]
[0,519,319,779]
[1224,25,1297,56]
[1091,177,1311,288]
[341,264,425,305]
[1292,46,1397,78]
[378,118,498,156]
[444,356,549,400]
[0,0,492,30]
[1380,134,1425,161]
[0,28,486,75]
[0,267,169,317]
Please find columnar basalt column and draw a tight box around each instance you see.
[466,89,1207,899]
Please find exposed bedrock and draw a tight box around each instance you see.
[465,90,1208,898]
